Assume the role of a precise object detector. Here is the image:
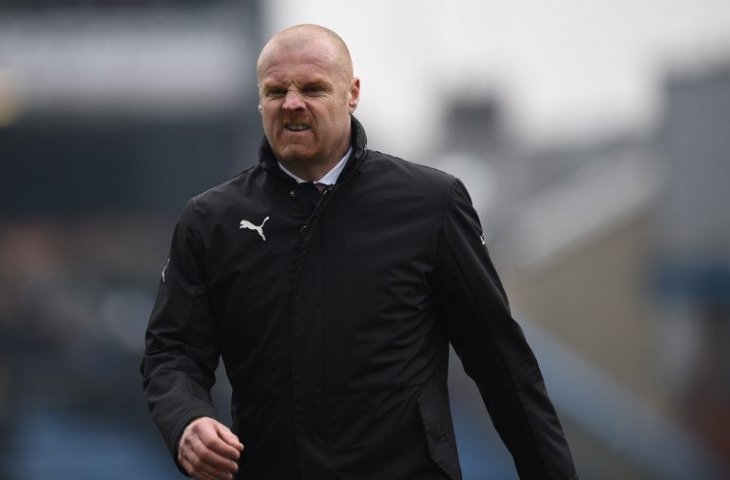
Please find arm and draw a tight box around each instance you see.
[140,200,242,477]
[434,179,578,480]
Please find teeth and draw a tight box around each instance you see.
[287,124,309,131]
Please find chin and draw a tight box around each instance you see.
[276,141,314,158]
[279,149,318,165]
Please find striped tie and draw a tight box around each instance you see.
[314,182,328,194]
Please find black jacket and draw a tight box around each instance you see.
[141,117,577,479]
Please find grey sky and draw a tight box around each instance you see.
[265,0,730,155]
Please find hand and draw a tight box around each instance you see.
[177,417,244,480]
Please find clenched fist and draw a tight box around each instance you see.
[177,417,244,480]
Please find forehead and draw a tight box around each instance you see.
[258,39,344,84]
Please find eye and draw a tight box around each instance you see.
[302,83,330,96]
[302,87,323,96]
[265,87,286,98]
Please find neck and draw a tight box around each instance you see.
[278,160,336,183]
[278,141,351,182]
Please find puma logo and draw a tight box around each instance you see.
[239,216,270,241]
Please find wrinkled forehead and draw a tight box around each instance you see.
[257,37,351,83]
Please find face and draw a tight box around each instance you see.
[257,38,360,175]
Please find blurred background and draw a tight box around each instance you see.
[1,0,729,478]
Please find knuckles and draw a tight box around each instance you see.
[178,418,240,477]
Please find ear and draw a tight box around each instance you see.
[348,77,360,113]
[258,104,263,114]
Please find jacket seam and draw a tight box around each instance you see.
[182,198,216,392]
[433,178,458,271]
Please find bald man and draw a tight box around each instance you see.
[142,24,578,480]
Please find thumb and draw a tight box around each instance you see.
[216,422,244,451]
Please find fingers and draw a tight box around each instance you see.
[178,417,244,480]
[180,453,235,480]
[215,422,244,452]
[179,438,239,479]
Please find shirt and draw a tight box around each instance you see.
[277,147,353,185]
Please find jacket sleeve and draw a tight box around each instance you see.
[434,179,578,480]
[140,199,220,473]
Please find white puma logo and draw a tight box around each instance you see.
[239,216,270,241]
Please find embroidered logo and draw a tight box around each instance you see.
[239,216,270,241]
[161,258,169,283]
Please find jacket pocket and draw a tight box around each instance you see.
[416,389,462,480]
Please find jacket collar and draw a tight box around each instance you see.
[259,116,368,184]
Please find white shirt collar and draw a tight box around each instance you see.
[277,147,352,185]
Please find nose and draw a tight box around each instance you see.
[282,91,305,111]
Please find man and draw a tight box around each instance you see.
[141,24,578,480]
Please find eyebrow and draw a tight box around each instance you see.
[301,79,333,91]
[261,78,334,93]
[260,81,285,93]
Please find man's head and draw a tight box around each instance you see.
[257,24,360,180]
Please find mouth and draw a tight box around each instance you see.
[284,123,310,132]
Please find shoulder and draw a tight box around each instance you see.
[176,163,264,228]
[188,164,262,212]
[361,150,457,193]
